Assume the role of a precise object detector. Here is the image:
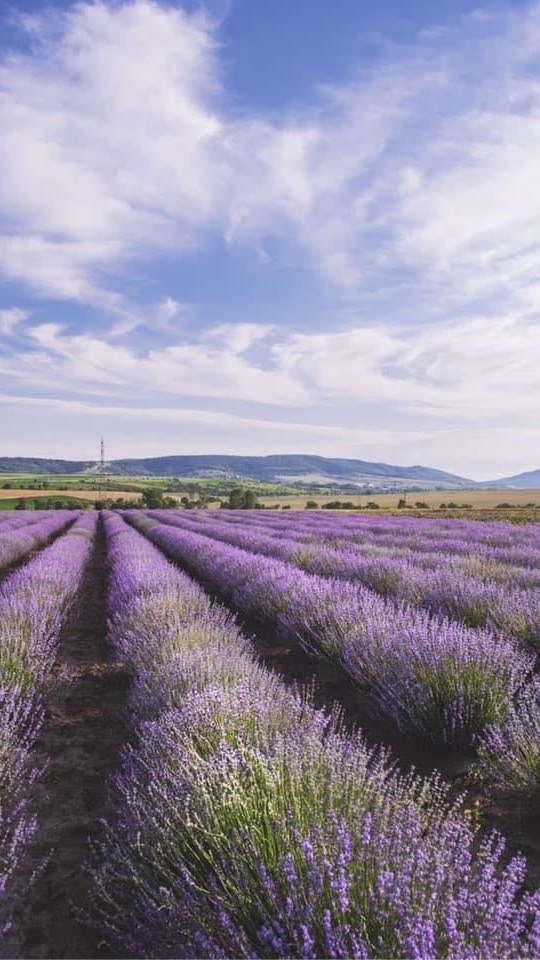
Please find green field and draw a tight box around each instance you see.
[0,495,91,510]
[2,472,540,521]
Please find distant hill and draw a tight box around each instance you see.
[481,467,540,489]
[0,453,473,488]
[0,457,93,474]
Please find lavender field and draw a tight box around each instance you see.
[2,508,540,959]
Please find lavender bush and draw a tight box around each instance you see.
[478,678,540,796]
[147,510,540,647]
[0,512,97,942]
[126,513,531,746]
[0,511,74,578]
[86,514,540,958]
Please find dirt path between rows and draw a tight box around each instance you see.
[5,515,130,960]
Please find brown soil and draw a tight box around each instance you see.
[4,516,130,960]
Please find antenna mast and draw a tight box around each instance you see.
[97,435,106,504]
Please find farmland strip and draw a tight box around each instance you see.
[0,512,76,584]
[144,512,540,819]
[11,513,130,960]
[126,512,530,749]
[88,512,540,959]
[0,514,98,952]
[148,511,540,646]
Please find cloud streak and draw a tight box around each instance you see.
[4,1,540,305]
[1,1,540,475]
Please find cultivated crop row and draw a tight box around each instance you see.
[145,511,540,646]
[210,510,540,569]
[0,511,75,578]
[0,513,97,940]
[133,511,540,798]
[123,513,531,763]
[88,512,540,958]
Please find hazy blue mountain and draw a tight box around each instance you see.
[0,457,93,474]
[0,453,473,486]
[480,468,540,489]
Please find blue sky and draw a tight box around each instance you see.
[0,0,539,479]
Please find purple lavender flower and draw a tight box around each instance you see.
[87,512,540,958]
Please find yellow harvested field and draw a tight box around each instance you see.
[259,488,540,510]
[0,488,142,502]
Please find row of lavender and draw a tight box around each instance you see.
[88,512,540,958]
[213,510,540,559]
[125,512,538,795]
[0,512,77,578]
[147,510,540,645]
[209,510,540,578]
[0,513,97,941]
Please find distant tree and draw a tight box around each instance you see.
[415,501,428,509]
[305,500,319,509]
[224,487,259,510]
[439,503,447,509]
[242,489,258,510]
[228,487,245,510]
[141,487,165,509]
[366,502,380,510]
[397,498,407,509]
[15,497,27,510]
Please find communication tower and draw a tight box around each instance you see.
[97,435,106,502]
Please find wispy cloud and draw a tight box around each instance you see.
[0,306,28,336]
[1,1,540,475]
[1,310,537,429]
[4,1,540,306]
[0,1,223,302]
[0,390,536,480]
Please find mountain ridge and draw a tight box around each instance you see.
[0,453,473,487]
[479,467,540,489]
[2,453,538,489]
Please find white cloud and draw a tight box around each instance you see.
[0,309,537,430]
[274,312,540,421]
[0,307,28,335]
[0,321,308,405]
[156,297,187,324]
[0,1,224,301]
[1,1,540,477]
[0,390,536,479]
[4,0,540,308]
